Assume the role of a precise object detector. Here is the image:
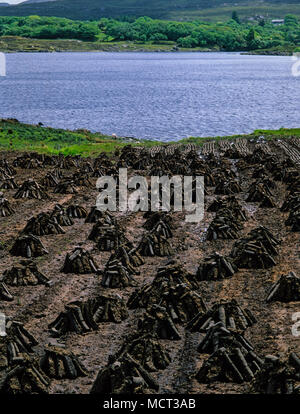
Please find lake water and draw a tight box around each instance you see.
[0,52,299,141]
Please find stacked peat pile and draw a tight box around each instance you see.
[283,167,299,184]
[2,260,51,286]
[41,172,58,188]
[88,221,121,243]
[137,232,173,257]
[151,220,173,239]
[235,159,249,171]
[0,192,14,217]
[13,155,31,168]
[260,176,277,190]
[207,196,247,222]
[95,225,126,252]
[85,206,114,224]
[207,196,231,212]
[231,226,280,269]
[206,208,242,240]
[22,212,65,236]
[61,247,99,274]
[250,353,300,394]
[288,177,300,193]
[90,353,159,394]
[50,204,74,227]
[100,242,144,287]
[282,191,300,232]
[246,181,276,208]
[111,332,171,372]
[42,155,57,167]
[193,301,261,384]
[161,282,206,325]
[92,167,106,178]
[57,155,77,169]
[266,272,300,303]
[196,252,238,281]
[285,208,300,232]
[0,160,15,176]
[196,323,257,355]
[51,168,63,180]
[281,192,299,213]
[80,161,94,174]
[128,261,198,309]
[137,305,181,340]
[0,320,39,367]
[224,144,249,159]
[72,171,93,187]
[190,162,215,186]
[128,262,205,326]
[245,147,270,165]
[40,346,88,379]
[271,163,291,182]
[0,168,10,180]
[252,166,267,179]
[110,244,144,274]
[23,158,43,170]
[66,204,87,219]
[10,234,48,258]
[101,259,138,288]
[93,153,114,170]
[131,152,153,171]
[187,300,257,333]
[54,179,78,194]
[196,345,263,384]
[215,179,242,195]
[274,165,300,185]
[118,145,143,168]
[49,294,128,336]
[212,169,236,188]
[0,177,18,190]
[148,160,172,177]
[263,156,281,177]
[0,282,13,301]
[0,356,50,394]
[14,179,48,200]
[143,211,174,231]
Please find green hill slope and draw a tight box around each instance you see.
[1,0,300,21]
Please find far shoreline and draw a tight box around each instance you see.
[0,36,296,56]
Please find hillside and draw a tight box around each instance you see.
[0,0,300,21]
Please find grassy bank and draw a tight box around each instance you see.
[0,36,294,55]
[0,119,299,157]
[0,118,159,156]
[243,44,297,56]
[0,36,204,53]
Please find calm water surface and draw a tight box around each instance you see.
[0,52,299,141]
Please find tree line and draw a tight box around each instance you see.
[0,14,299,51]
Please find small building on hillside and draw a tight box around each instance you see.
[271,19,284,26]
